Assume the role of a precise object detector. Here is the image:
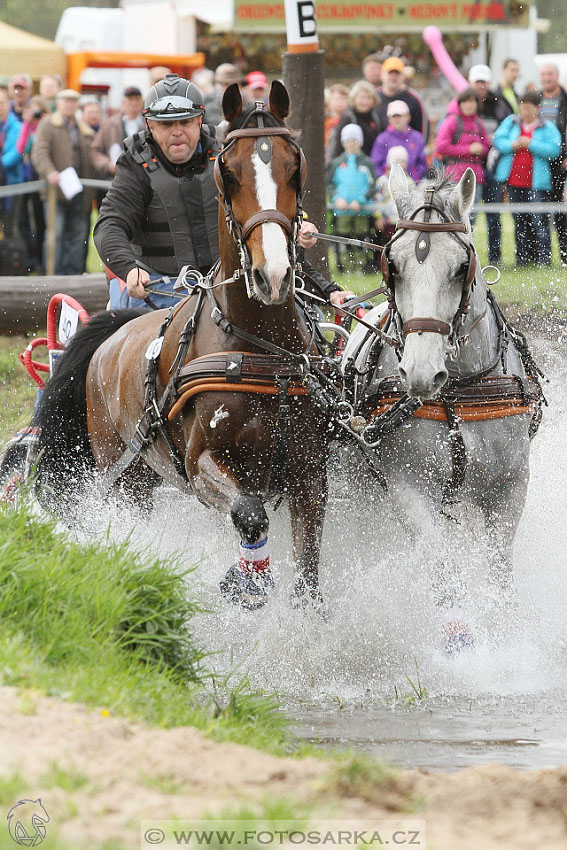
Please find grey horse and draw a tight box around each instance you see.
[341,166,542,642]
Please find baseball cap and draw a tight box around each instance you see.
[10,74,31,88]
[246,71,268,91]
[469,64,492,83]
[214,64,243,86]
[387,99,410,117]
[56,89,81,100]
[124,86,142,98]
[382,57,405,74]
[341,123,364,145]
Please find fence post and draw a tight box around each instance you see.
[45,183,57,276]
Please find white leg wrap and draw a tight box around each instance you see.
[238,537,270,575]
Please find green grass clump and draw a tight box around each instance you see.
[0,335,40,445]
[0,501,290,754]
[0,504,203,679]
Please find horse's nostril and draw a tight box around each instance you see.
[253,268,270,294]
[433,369,448,390]
[398,365,407,384]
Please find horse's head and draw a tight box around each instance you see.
[215,81,305,305]
[385,165,478,399]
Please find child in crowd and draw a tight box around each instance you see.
[326,123,377,211]
[370,99,427,181]
[374,146,414,242]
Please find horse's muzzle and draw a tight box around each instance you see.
[252,264,293,304]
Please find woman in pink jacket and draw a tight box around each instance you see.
[435,87,490,225]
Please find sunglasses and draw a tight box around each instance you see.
[144,96,204,117]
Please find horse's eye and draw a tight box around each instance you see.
[288,170,300,190]
[223,171,240,190]
[456,261,469,279]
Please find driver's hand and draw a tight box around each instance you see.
[330,289,356,308]
[126,267,151,299]
[298,221,318,249]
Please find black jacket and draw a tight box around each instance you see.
[478,90,514,138]
[329,108,384,161]
[94,128,220,281]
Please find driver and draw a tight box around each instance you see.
[94,73,350,309]
[94,74,220,307]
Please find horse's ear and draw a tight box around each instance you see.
[222,84,243,123]
[268,80,290,121]
[449,167,476,219]
[389,161,409,215]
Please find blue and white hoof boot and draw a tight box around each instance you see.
[443,620,474,655]
[220,564,275,611]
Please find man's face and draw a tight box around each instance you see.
[40,76,60,99]
[123,94,143,120]
[148,116,202,164]
[384,70,403,93]
[540,65,559,93]
[57,97,79,121]
[472,80,489,100]
[11,84,30,108]
[249,85,268,102]
[363,61,382,87]
[82,103,102,128]
[503,62,519,86]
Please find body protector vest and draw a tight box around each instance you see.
[125,129,220,276]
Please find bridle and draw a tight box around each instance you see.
[214,103,307,296]
[381,186,482,350]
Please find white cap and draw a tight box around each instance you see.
[341,123,364,145]
[387,145,408,165]
[469,64,492,83]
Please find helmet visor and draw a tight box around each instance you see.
[144,95,204,122]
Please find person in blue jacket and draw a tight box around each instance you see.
[327,123,377,211]
[493,90,561,266]
[0,86,24,224]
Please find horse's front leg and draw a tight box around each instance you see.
[190,448,273,611]
[288,454,328,613]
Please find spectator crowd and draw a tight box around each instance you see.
[0,54,566,275]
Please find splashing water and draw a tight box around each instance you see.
[74,335,567,769]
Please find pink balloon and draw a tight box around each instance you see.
[423,26,468,93]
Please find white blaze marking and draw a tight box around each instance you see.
[251,150,290,280]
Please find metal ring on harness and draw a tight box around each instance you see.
[482,265,501,286]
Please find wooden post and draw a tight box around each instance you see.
[45,183,57,276]
[282,1,328,276]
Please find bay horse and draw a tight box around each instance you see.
[341,166,544,646]
[34,81,331,612]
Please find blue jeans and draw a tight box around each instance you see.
[483,176,503,264]
[506,186,551,266]
[43,192,88,275]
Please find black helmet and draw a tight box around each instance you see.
[143,74,205,122]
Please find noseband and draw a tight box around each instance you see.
[214,104,306,294]
[381,187,479,348]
